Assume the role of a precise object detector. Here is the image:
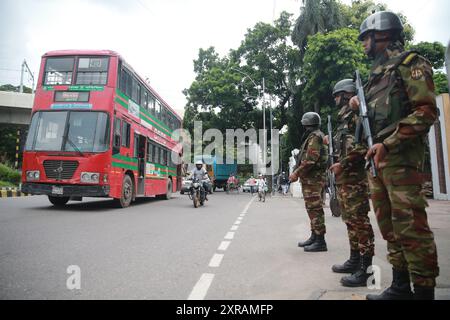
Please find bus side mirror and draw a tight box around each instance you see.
[113,135,121,155]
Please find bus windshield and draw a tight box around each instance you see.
[25,111,110,153]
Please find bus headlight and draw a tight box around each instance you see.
[81,172,100,184]
[26,170,40,181]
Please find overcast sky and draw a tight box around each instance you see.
[1,0,449,116]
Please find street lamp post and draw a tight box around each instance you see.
[230,67,266,173]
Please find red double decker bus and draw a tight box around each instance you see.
[22,50,183,208]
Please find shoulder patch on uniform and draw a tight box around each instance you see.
[411,67,424,80]
[401,52,418,66]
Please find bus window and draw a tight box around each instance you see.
[147,141,153,162]
[113,117,121,154]
[155,101,161,120]
[142,90,148,111]
[154,146,159,164]
[76,57,109,85]
[131,78,140,104]
[163,149,168,166]
[148,94,155,116]
[44,57,74,85]
[121,121,131,147]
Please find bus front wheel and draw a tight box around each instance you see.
[115,175,133,208]
[48,196,70,207]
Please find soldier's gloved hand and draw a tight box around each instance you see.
[365,143,387,170]
[330,163,344,176]
[289,172,299,183]
[349,96,360,112]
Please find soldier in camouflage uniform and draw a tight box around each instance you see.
[290,112,328,252]
[328,79,376,287]
[349,11,439,300]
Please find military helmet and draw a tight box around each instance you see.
[333,79,356,96]
[301,112,321,126]
[358,11,403,41]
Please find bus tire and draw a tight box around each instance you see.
[48,196,70,207]
[163,178,172,200]
[115,174,133,208]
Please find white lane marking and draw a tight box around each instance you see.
[218,241,231,251]
[224,232,235,240]
[209,253,224,268]
[188,273,215,300]
[237,217,243,221]
[188,196,256,300]
[230,225,239,231]
[241,196,256,214]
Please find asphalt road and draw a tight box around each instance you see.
[1,191,449,300]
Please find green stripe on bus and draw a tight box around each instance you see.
[112,154,138,164]
[139,112,172,137]
[116,88,174,134]
[115,97,129,109]
[112,162,138,170]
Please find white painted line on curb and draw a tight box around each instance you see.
[230,225,239,231]
[218,241,231,251]
[209,253,224,268]
[237,217,243,221]
[188,273,215,300]
[224,232,235,240]
[240,213,246,217]
[235,220,241,225]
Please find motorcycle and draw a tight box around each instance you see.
[189,178,207,208]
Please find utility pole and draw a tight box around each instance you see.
[19,59,35,93]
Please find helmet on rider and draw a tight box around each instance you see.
[195,160,203,170]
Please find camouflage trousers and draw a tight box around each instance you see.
[301,180,326,235]
[337,181,375,257]
[368,166,439,287]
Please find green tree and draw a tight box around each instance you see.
[434,72,449,95]
[408,41,446,70]
[302,28,370,127]
[292,0,345,54]
[0,84,32,93]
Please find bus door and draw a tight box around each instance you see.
[135,134,147,195]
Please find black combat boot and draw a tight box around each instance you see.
[341,254,372,287]
[332,250,360,274]
[304,234,328,252]
[366,269,413,300]
[298,231,316,248]
[413,285,435,300]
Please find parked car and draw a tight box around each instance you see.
[180,176,192,195]
[242,178,257,193]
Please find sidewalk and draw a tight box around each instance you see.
[286,196,450,300]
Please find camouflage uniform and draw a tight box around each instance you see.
[359,41,439,287]
[334,104,375,257]
[294,130,328,235]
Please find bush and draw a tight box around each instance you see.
[0,163,21,185]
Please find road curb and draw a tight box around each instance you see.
[0,188,31,198]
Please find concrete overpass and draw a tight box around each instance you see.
[0,91,33,125]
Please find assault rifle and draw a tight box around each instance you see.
[327,115,341,218]
[355,70,377,178]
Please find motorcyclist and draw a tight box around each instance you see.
[191,160,210,200]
